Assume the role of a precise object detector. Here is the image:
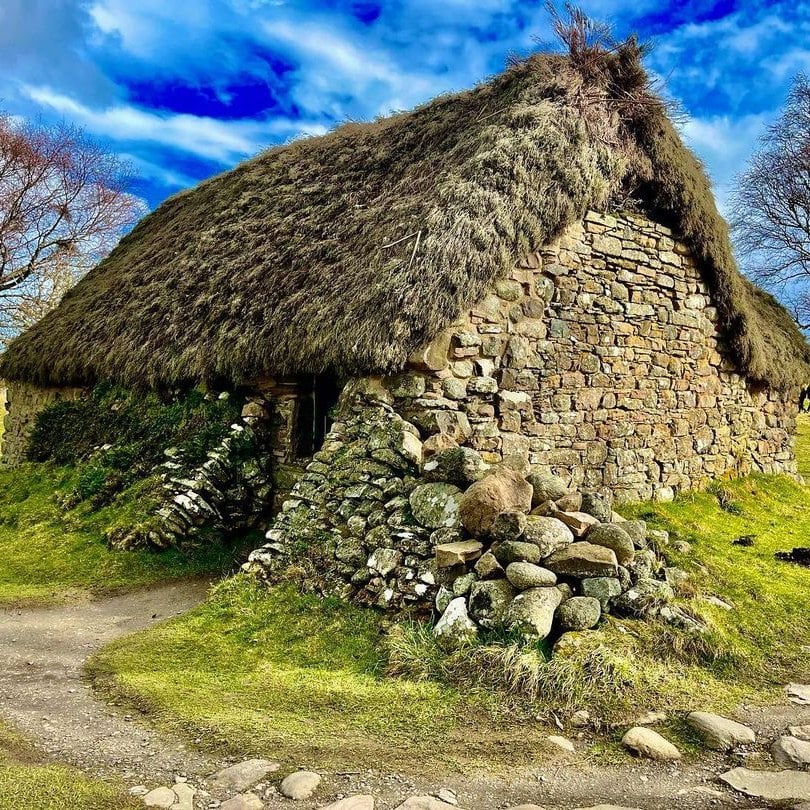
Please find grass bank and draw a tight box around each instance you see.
[89,424,810,771]
[89,577,552,773]
[0,722,137,810]
[0,463,243,606]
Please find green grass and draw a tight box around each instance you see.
[796,414,810,480]
[0,722,138,810]
[88,421,810,770]
[89,576,550,773]
[0,463,244,606]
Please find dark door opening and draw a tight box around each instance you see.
[293,373,342,459]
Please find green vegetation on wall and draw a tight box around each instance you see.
[27,384,242,510]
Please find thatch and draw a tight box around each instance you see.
[2,43,809,391]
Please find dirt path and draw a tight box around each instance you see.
[0,579,219,784]
[0,582,808,809]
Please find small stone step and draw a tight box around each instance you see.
[210,759,279,792]
[773,735,810,770]
[720,766,810,801]
[142,786,176,808]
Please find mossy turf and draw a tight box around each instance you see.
[0,722,138,810]
[88,577,552,772]
[796,414,810,480]
[89,427,810,771]
[0,463,241,606]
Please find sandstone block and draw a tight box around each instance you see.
[435,540,483,568]
[458,468,533,537]
[545,543,619,578]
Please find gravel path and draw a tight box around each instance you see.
[0,580,219,784]
[0,582,807,809]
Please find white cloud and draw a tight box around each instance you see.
[680,113,771,216]
[23,85,326,164]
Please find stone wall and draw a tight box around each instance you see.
[395,210,797,502]
[247,209,800,617]
[1,381,85,465]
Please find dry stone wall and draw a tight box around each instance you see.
[400,210,797,502]
[1,381,85,465]
[248,209,799,625]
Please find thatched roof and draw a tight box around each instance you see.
[2,42,809,391]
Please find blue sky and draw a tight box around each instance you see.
[1,0,808,216]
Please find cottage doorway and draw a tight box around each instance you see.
[293,373,342,458]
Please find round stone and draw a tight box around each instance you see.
[526,471,569,507]
[522,516,574,557]
[280,770,322,800]
[555,596,602,631]
[587,524,636,566]
[505,562,557,589]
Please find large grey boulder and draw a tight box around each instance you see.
[545,543,618,578]
[686,712,755,751]
[622,519,648,548]
[468,579,516,628]
[556,596,601,631]
[506,562,557,589]
[493,540,542,565]
[474,550,503,579]
[621,727,681,762]
[434,597,479,650]
[580,492,612,522]
[613,578,674,616]
[409,483,462,529]
[628,548,659,580]
[587,524,635,566]
[504,586,563,639]
[526,470,569,507]
[522,515,574,557]
[489,510,528,542]
[773,735,810,770]
[719,767,810,801]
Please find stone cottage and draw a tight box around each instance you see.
[1,41,809,578]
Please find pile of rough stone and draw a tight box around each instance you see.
[246,391,696,647]
[427,461,695,650]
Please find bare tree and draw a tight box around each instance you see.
[731,75,810,326]
[0,114,142,344]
